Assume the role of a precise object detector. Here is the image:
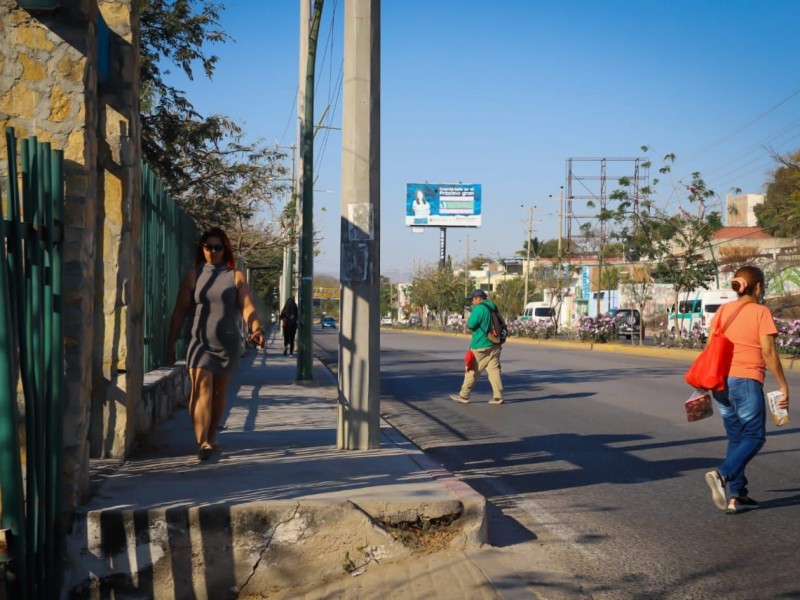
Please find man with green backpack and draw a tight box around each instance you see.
[450,289,506,405]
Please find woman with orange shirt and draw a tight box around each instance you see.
[704,266,790,514]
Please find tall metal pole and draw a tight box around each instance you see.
[557,186,564,256]
[297,0,323,381]
[338,0,380,450]
[439,227,446,269]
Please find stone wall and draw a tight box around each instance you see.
[90,0,142,460]
[0,0,145,520]
[1,0,101,515]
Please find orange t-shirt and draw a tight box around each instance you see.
[710,300,777,384]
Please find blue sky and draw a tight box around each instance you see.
[165,0,800,280]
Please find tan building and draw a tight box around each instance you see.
[726,193,765,227]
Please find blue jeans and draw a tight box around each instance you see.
[712,377,767,498]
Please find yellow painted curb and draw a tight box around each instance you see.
[382,326,800,370]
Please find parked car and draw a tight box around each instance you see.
[380,316,393,325]
[321,316,337,329]
[607,308,644,340]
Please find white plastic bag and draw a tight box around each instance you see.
[685,390,713,422]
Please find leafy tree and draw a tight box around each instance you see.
[464,255,492,270]
[407,261,466,330]
[754,149,800,238]
[516,237,559,259]
[380,275,394,317]
[140,0,289,255]
[611,151,722,333]
[492,277,529,318]
[536,258,576,332]
[620,266,653,345]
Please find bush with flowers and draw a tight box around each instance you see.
[576,315,617,343]
[775,318,800,357]
[507,319,557,340]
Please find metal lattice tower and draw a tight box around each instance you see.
[565,157,648,259]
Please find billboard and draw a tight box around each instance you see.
[405,183,482,227]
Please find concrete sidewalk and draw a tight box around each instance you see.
[61,343,523,599]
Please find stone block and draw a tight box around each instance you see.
[49,84,73,121]
[56,54,84,82]
[19,52,46,81]
[103,173,124,224]
[0,82,38,118]
[14,24,55,53]
[63,128,86,163]
[100,3,132,38]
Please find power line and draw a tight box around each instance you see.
[685,87,800,163]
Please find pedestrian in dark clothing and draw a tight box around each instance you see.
[280,297,299,355]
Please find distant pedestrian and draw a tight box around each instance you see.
[450,289,504,405]
[167,227,266,460]
[704,266,790,514]
[280,297,299,355]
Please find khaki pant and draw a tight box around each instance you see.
[460,344,503,400]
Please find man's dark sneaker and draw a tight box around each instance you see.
[726,496,759,515]
[449,394,470,404]
[704,471,727,510]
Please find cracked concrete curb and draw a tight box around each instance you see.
[317,349,489,550]
[381,423,489,550]
[63,500,414,599]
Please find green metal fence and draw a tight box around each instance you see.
[141,162,197,371]
[0,128,64,599]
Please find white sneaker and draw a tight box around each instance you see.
[704,471,727,510]
[449,394,470,404]
[488,398,505,405]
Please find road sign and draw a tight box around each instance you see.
[313,287,340,300]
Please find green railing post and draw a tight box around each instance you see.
[1,127,27,599]
[140,162,197,371]
[1,128,65,599]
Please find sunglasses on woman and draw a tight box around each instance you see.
[203,243,224,253]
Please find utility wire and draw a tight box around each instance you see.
[685,87,800,163]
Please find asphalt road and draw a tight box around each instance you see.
[314,327,800,599]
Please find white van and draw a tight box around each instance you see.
[521,302,555,323]
[667,289,737,336]
[699,289,738,334]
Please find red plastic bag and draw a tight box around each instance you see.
[684,330,734,392]
[465,348,476,371]
[685,390,714,422]
[685,301,748,392]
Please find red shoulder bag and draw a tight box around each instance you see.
[684,302,748,391]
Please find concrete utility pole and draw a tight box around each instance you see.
[464,234,471,297]
[523,205,536,306]
[297,0,323,381]
[279,144,297,312]
[338,0,380,450]
[288,0,309,315]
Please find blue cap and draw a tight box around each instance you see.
[466,289,487,301]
